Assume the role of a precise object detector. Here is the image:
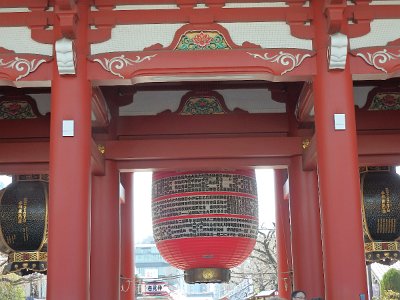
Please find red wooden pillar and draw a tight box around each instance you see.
[91,160,121,300]
[47,2,91,300]
[274,169,292,299]
[121,173,135,300]
[288,156,324,298]
[312,1,368,298]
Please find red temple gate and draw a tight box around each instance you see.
[1,1,400,299]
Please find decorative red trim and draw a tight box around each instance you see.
[89,6,312,26]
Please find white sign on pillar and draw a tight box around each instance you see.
[62,120,75,137]
[334,114,346,130]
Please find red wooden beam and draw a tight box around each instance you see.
[95,0,313,5]
[1,110,399,141]
[0,118,50,139]
[0,139,105,175]
[1,133,400,172]
[356,110,400,132]
[358,134,400,156]
[89,49,316,83]
[0,11,53,27]
[117,113,289,137]
[0,0,49,8]
[105,136,305,161]
[295,82,314,122]
[0,0,316,6]
[56,0,76,11]
[116,157,293,171]
[0,163,49,175]
[301,135,316,171]
[346,4,400,20]
[91,140,105,175]
[0,142,49,163]
[89,6,311,25]
[302,133,400,170]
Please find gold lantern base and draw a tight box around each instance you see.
[184,268,231,284]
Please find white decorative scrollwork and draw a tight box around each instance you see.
[247,51,311,75]
[356,49,400,73]
[328,32,348,70]
[0,57,47,80]
[93,54,157,79]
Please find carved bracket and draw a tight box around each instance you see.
[328,32,348,70]
[55,38,76,75]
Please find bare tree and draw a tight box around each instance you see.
[229,226,277,294]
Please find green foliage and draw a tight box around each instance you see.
[381,268,400,295]
[0,274,26,300]
[381,289,400,300]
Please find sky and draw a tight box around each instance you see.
[133,169,276,243]
[0,175,12,189]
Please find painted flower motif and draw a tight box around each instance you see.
[198,99,208,107]
[381,94,398,107]
[193,32,212,47]
[6,102,22,115]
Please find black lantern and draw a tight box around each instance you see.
[0,174,48,275]
[361,167,400,265]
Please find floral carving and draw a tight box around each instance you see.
[0,100,37,119]
[192,32,213,48]
[93,54,157,79]
[356,49,400,73]
[0,57,47,81]
[175,30,230,50]
[180,96,226,115]
[247,51,312,75]
[369,93,400,111]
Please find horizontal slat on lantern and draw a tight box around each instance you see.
[152,170,258,283]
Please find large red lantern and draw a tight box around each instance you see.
[152,170,258,283]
